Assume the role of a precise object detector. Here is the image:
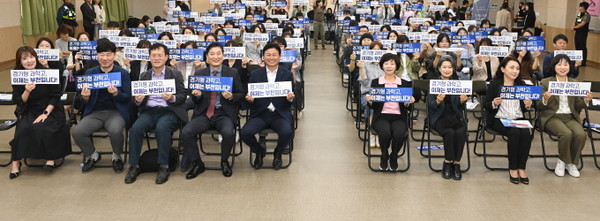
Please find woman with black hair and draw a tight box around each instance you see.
[365,53,414,171]
[243,25,266,64]
[429,33,462,78]
[395,35,421,81]
[35,38,66,90]
[484,56,533,184]
[523,2,536,29]
[427,55,468,180]
[506,38,540,83]
[472,37,499,81]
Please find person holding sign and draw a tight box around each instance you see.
[539,54,592,178]
[394,35,421,82]
[365,54,415,171]
[240,43,295,170]
[429,33,462,79]
[427,55,469,180]
[125,43,187,184]
[506,38,541,83]
[484,57,533,185]
[244,25,267,64]
[8,46,72,179]
[182,43,245,178]
[357,41,386,148]
[543,34,581,79]
[72,39,131,173]
[472,38,499,81]
[36,38,66,88]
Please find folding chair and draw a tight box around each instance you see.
[581,81,600,169]
[0,92,17,167]
[467,81,496,144]
[198,115,244,170]
[248,128,294,169]
[364,108,411,172]
[409,80,432,143]
[144,122,185,170]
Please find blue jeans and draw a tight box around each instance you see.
[128,107,180,166]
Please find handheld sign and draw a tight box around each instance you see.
[11,69,60,85]
[34,49,60,61]
[248,81,293,98]
[188,76,233,92]
[434,47,463,53]
[500,86,542,100]
[554,50,583,61]
[501,32,519,41]
[429,5,447,12]
[223,47,246,59]
[244,1,267,7]
[338,0,353,4]
[76,72,122,90]
[243,33,270,42]
[285,38,304,49]
[370,87,413,102]
[479,46,510,57]
[392,43,421,53]
[173,34,199,43]
[451,35,476,44]
[420,34,439,43]
[342,26,359,33]
[68,41,97,51]
[280,50,298,63]
[170,48,205,61]
[80,49,98,61]
[409,17,430,25]
[271,1,287,7]
[293,0,309,5]
[99,30,121,39]
[223,28,242,36]
[131,79,176,95]
[129,28,146,36]
[139,34,160,40]
[108,36,140,47]
[406,32,423,41]
[385,19,403,25]
[154,40,177,49]
[487,36,513,45]
[548,81,591,96]
[515,40,545,51]
[352,45,369,55]
[124,48,150,61]
[360,50,396,62]
[390,25,408,33]
[195,25,213,33]
[429,80,473,95]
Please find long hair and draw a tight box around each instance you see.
[493,56,524,84]
[36,37,55,48]
[14,46,42,70]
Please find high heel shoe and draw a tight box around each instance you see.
[43,163,55,172]
[509,175,520,184]
[9,161,22,179]
[520,177,529,185]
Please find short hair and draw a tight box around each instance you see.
[204,33,218,42]
[262,43,282,56]
[436,33,450,45]
[36,37,55,48]
[136,40,152,48]
[153,16,162,22]
[379,53,401,71]
[158,32,174,40]
[225,40,240,47]
[77,32,91,40]
[142,15,151,23]
[526,2,534,11]
[214,28,227,36]
[181,41,197,49]
[553,34,568,43]
[359,25,369,31]
[107,21,119,28]
[149,43,169,56]
[224,20,236,27]
[57,24,73,36]
[282,26,294,36]
[206,42,224,54]
[369,41,383,50]
[182,26,196,35]
[119,29,134,37]
[96,38,117,53]
[476,37,492,53]
[126,17,141,29]
[248,25,261,33]
[580,2,590,10]
[270,36,288,48]
[480,19,491,27]
[501,2,509,9]
[359,33,374,45]
[396,34,409,43]
[548,54,572,77]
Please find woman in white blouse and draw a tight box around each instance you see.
[484,56,533,185]
[93,0,106,40]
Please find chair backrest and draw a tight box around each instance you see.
[247,64,261,73]
[588,81,600,93]
[472,80,487,95]
[0,92,15,105]
[412,79,429,94]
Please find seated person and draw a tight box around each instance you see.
[124,43,188,184]
[543,34,580,78]
[240,43,295,170]
[72,38,131,173]
[182,43,245,178]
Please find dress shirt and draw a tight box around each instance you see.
[266,67,278,111]
[209,65,223,108]
[146,67,174,107]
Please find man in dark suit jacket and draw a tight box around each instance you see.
[240,43,295,170]
[72,39,131,174]
[125,43,187,185]
[182,43,245,178]
[80,0,96,40]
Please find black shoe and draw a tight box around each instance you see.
[253,148,266,169]
[112,159,124,174]
[389,157,398,171]
[452,164,462,180]
[185,160,206,180]
[43,163,55,172]
[273,153,282,170]
[379,157,389,171]
[442,162,452,179]
[156,167,170,184]
[124,166,141,184]
[520,177,529,185]
[82,155,101,173]
[221,160,232,177]
[509,175,520,184]
[9,162,21,179]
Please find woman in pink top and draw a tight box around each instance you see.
[366,53,415,171]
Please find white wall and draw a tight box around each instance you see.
[127,0,167,20]
[0,0,26,27]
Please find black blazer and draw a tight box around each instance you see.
[247,66,295,124]
[129,60,150,82]
[367,78,412,124]
[80,2,96,27]
[190,65,245,121]
[484,77,528,126]
[138,66,188,123]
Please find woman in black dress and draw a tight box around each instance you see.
[9,46,71,179]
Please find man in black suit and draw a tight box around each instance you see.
[124,43,188,184]
[182,43,245,178]
[240,43,295,170]
[80,0,96,40]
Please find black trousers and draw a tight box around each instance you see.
[434,118,467,162]
[84,24,95,41]
[490,118,532,170]
[181,110,236,162]
[372,114,407,160]
[575,30,588,65]
[241,110,293,155]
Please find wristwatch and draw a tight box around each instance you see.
[43,110,49,115]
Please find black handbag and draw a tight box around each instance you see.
[138,148,178,172]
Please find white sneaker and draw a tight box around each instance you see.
[375,135,380,148]
[369,134,376,148]
[218,135,223,143]
[555,159,565,177]
[343,73,349,80]
[566,164,580,178]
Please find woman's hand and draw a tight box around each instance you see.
[584,92,593,103]
[543,91,552,102]
[356,60,364,69]
[493,97,502,107]
[436,93,446,104]
[39,58,49,68]
[524,99,533,109]
[245,94,254,103]
[460,94,469,104]
[33,113,48,124]
[404,96,416,106]
[25,82,36,93]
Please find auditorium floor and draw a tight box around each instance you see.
[1,50,600,220]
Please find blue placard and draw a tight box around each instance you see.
[515,40,545,51]
[363,14,377,20]
[500,86,542,100]
[376,31,390,39]
[340,20,352,26]
[217,35,232,45]
[76,72,122,90]
[381,0,396,6]
[129,27,146,36]
[80,49,97,61]
[469,31,488,38]
[394,0,405,4]
[392,43,421,53]
[357,2,370,7]
[280,50,298,63]
[352,45,369,55]
[195,41,211,49]
[451,35,476,44]
[222,3,246,10]
[343,26,359,33]
[181,21,198,27]
[437,21,457,27]
[188,76,233,92]
[139,34,159,40]
[200,12,218,17]
[235,19,253,28]
[195,25,212,33]
[406,3,424,11]
[173,11,191,18]
[271,1,287,7]
[68,41,97,51]
[370,87,413,102]
[290,20,306,27]
[524,36,544,41]
[383,19,403,25]
[480,27,495,33]
[254,15,265,22]
[171,48,205,61]
[420,25,441,32]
